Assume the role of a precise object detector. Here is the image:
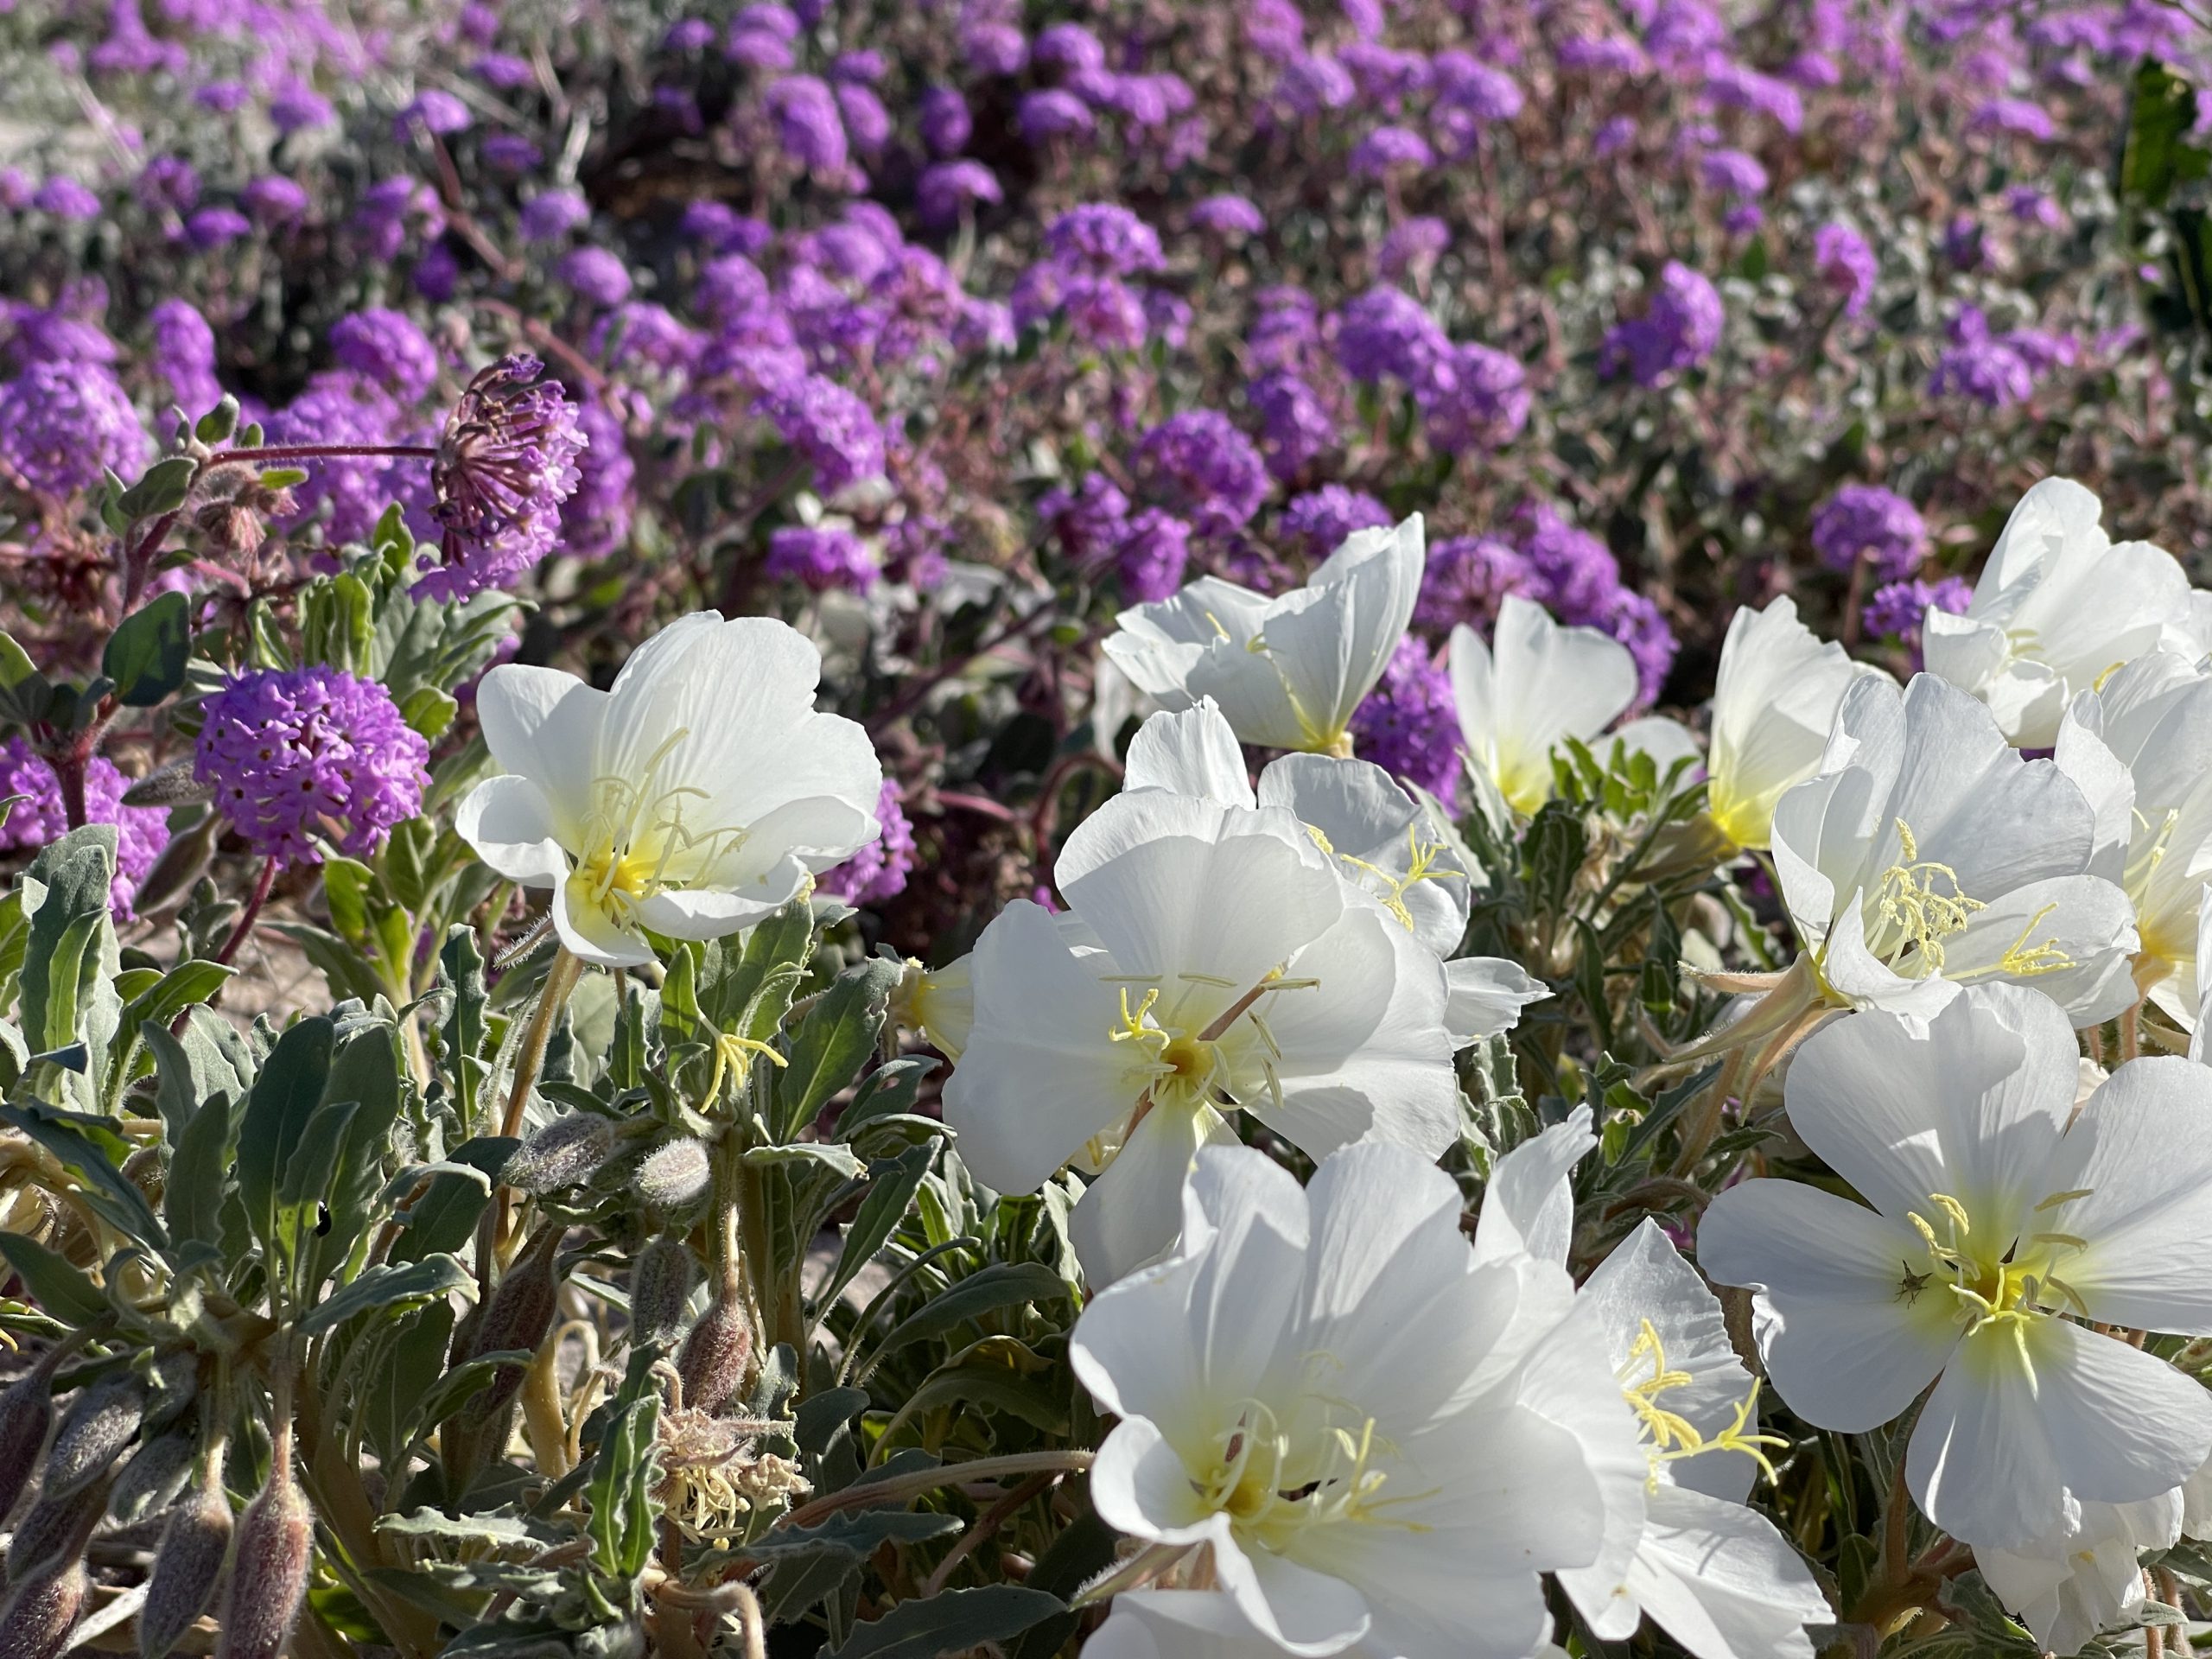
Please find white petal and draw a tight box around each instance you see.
[474,662,606,834]
[1471,1105,1593,1270]
[1624,1483,1832,1659]
[1090,1415,1218,1545]
[1071,1100,1238,1287]
[1214,1548,1372,1658]
[455,775,571,887]
[1697,1180,1957,1432]
[550,875,654,969]
[1443,956,1548,1043]
[1083,1592,1291,1659]
[1123,702,1256,808]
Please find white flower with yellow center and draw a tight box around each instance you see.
[941,786,1457,1284]
[1071,1142,1643,1659]
[1706,596,1889,853]
[1769,672,2138,1024]
[2055,650,2212,1027]
[1449,594,1639,818]
[1471,1113,1832,1659]
[456,613,883,968]
[1121,701,1547,1043]
[1922,476,2195,747]
[1699,984,2212,1550]
[1101,515,1424,757]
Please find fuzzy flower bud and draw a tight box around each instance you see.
[0,1361,60,1527]
[138,1458,230,1659]
[635,1139,713,1211]
[631,1236,698,1346]
[677,1280,755,1417]
[107,1430,195,1526]
[460,1224,565,1416]
[502,1114,616,1194]
[0,1561,87,1659]
[7,1477,109,1586]
[211,1449,311,1659]
[44,1374,144,1500]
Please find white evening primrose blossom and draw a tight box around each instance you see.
[1473,1114,1831,1659]
[940,786,1456,1284]
[1070,1142,1643,1659]
[1706,596,1889,853]
[1976,1491,2183,1657]
[456,613,882,969]
[1122,700,1547,1043]
[1100,514,1424,756]
[1922,476,2194,747]
[1698,985,2212,1550]
[1769,671,2138,1024]
[2054,650,2212,1027]
[1450,594,1639,818]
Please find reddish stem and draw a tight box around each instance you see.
[215,855,280,966]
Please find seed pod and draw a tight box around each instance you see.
[0,1560,87,1659]
[45,1372,145,1499]
[0,1360,62,1526]
[140,1353,200,1438]
[109,1430,196,1526]
[676,1278,753,1417]
[502,1114,616,1194]
[630,1236,696,1345]
[462,1225,564,1415]
[7,1477,108,1586]
[634,1139,712,1211]
[139,1457,232,1659]
[211,1447,310,1659]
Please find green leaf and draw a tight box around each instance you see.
[2122,60,2212,211]
[823,1587,1065,1659]
[164,1085,235,1249]
[19,829,121,1103]
[0,631,50,725]
[776,957,903,1139]
[586,1390,661,1580]
[400,685,458,741]
[194,397,239,445]
[0,1233,108,1325]
[0,1102,164,1248]
[438,927,489,1129]
[116,456,197,522]
[297,1254,475,1336]
[235,1016,336,1262]
[102,593,192,708]
[817,1141,939,1318]
[698,899,813,1040]
[835,1057,938,1142]
[861,1262,1069,1379]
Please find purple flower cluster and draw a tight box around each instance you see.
[422,355,588,601]
[0,738,171,918]
[0,361,148,497]
[1810,485,1929,581]
[1602,264,1725,388]
[816,779,916,906]
[1347,639,1460,802]
[1866,575,1974,668]
[765,524,876,592]
[193,666,429,866]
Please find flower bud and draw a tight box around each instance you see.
[630,1236,696,1346]
[676,1279,753,1417]
[109,1430,196,1525]
[0,1366,58,1526]
[139,1459,232,1659]
[7,1477,109,1585]
[212,1451,311,1659]
[0,1561,87,1659]
[459,1224,564,1415]
[45,1373,145,1499]
[635,1138,712,1211]
[502,1114,616,1194]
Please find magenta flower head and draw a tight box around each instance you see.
[1810,484,1928,580]
[194,666,429,866]
[0,737,169,918]
[0,360,149,498]
[422,354,588,601]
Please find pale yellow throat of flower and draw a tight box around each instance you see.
[567,728,749,930]
[1897,1188,2095,1377]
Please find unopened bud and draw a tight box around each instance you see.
[677,1281,754,1417]
[459,1225,564,1416]
[0,1561,87,1659]
[635,1138,712,1211]
[630,1236,696,1345]
[0,1366,58,1526]
[193,500,266,556]
[503,1114,616,1194]
[109,1431,196,1526]
[212,1449,311,1659]
[45,1373,145,1499]
[139,1459,232,1659]
[7,1477,108,1585]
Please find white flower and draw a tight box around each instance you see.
[1706,596,1888,853]
[1770,671,2138,1023]
[1070,1141,1643,1659]
[1100,515,1424,756]
[1922,477,2194,747]
[940,786,1456,1284]
[1474,1114,1833,1659]
[456,613,882,969]
[2055,650,2212,1027]
[1450,594,1639,817]
[1698,984,2212,1550]
[1122,700,1547,1043]
[1976,1492,2182,1657]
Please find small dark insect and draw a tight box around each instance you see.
[1897,1264,1930,1305]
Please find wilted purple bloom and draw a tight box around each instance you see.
[766,524,876,592]
[558,246,633,308]
[332,307,441,404]
[0,361,147,496]
[1116,508,1193,601]
[521,188,590,242]
[1333,285,1447,385]
[1417,342,1531,454]
[1971,97,2056,142]
[423,354,588,600]
[816,779,914,906]
[0,739,169,918]
[1351,125,1434,177]
[1250,369,1338,480]
[1046,204,1165,276]
[766,76,849,173]
[1019,89,1094,140]
[1347,637,1460,800]
[1602,261,1723,387]
[920,86,973,156]
[1414,534,1535,633]
[1135,409,1270,533]
[396,89,473,139]
[32,179,101,220]
[1811,484,1927,580]
[194,666,429,866]
[1281,486,1390,558]
[759,374,885,495]
[1812,221,1878,318]
[1192,194,1265,238]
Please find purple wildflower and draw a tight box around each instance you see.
[1813,222,1878,318]
[331,308,441,404]
[1019,89,1095,140]
[0,738,170,918]
[765,524,876,592]
[920,87,973,156]
[758,374,885,496]
[1417,343,1531,454]
[194,666,429,865]
[1046,204,1166,276]
[520,188,590,242]
[1281,486,1390,559]
[1116,508,1192,601]
[1347,638,1460,800]
[1350,125,1434,176]
[421,354,588,600]
[557,247,633,308]
[1250,370,1338,480]
[766,76,849,173]
[1810,485,1928,580]
[1135,410,1271,534]
[1602,262,1724,387]
[1414,534,1535,633]
[396,89,473,139]
[816,779,913,906]
[149,298,220,416]
[0,360,147,497]
[1192,195,1266,238]
[1040,474,1132,565]
[1866,575,1974,668]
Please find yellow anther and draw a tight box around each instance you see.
[1621,1319,1786,1492]
[702,1029,789,1109]
[1109,987,1171,1063]
[1871,818,1985,977]
[1205,610,1232,642]
[1996,902,2075,980]
[1928,1192,1973,1237]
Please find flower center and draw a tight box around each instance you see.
[1901,1189,2094,1367]
[568,727,747,928]
[1188,1397,1413,1550]
[1859,817,2074,983]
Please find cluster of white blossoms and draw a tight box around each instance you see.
[454,478,2212,1658]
